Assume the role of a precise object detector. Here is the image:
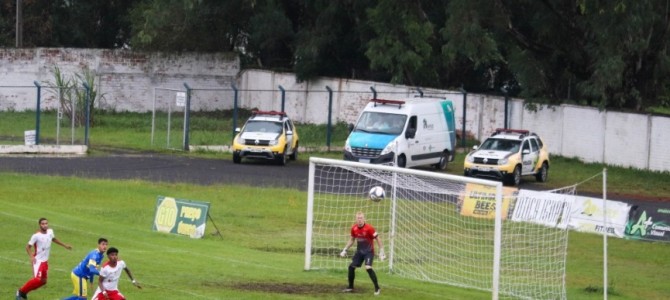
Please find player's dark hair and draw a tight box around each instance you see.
[98,237,108,244]
[38,217,47,224]
[107,247,119,255]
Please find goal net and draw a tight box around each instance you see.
[304,157,574,300]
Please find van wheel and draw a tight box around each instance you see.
[233,153,241,164]
[433,151,449,170]
[535,162,548,182]
[396,155,407,168]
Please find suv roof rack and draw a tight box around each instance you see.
[251,110,286,120]
[371,98,404,108]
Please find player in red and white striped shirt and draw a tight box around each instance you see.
[16,217,72,300]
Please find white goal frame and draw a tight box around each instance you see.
[304,157,506,298]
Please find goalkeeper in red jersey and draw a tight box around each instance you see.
[340,211,385,296]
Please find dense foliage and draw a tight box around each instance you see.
[1,0,669,111]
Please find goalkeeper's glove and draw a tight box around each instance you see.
[339,249,347,257]
[379,249,386,261]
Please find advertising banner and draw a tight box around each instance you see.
[568,196,631,238]
[459,184,517,219]
[152,196,210,238]
[510,190,573,229]
[625,202,670,242]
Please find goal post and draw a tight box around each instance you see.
[305,157,573,300]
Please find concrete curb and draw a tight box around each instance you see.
[188,145,343,153]
[0,145,88,155]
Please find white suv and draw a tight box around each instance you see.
[463,129,550,186]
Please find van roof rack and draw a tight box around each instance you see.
[371,98,405,108]
[492,128,530,137]
[251,110,286,120]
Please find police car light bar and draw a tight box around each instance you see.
[493,128,530,137]
[251,110,287,119]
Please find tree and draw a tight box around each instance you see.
[129,0,252,52]
[442,0,670,111]
[365,0,438,86]
[0,0,135,48]
[245,0,295,69]
[292,0,374,81]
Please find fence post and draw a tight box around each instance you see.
[278,85,286,112]
[83,83,90,146]
[33,81,41,145]
[326,86,333,151]
[231,83,239,143]
[370,86,377,99]
[501,86,509,129]
[183,83,191,151]
[459,87,467,148]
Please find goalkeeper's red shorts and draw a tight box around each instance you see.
[95,290,126,300]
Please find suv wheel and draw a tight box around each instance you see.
[505,165,521,186]
[535,162,548,182]
[276,147,288,166]
[289,143,298,161]
[233,153,241,164]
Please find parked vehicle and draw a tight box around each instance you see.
[344,98,457,169]
[232,110,299,165]
[463,128,550,186]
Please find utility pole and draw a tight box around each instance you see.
[16,0,23,48]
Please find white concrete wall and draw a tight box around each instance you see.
[0,48,239,112]
[521,105,564,155]
[649,116,670,172]
[604,112,650,168]
[561,105,606,163]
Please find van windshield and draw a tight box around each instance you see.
[354,112,407,135]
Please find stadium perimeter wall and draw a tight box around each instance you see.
[0,49,668,172]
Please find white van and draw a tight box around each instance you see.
[344,98,457,169]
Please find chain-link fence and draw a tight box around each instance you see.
[0,83,90,146]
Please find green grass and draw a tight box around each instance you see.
[1,173,669,299]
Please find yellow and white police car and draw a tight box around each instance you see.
[232,110,299,165]
[463,128,549,186]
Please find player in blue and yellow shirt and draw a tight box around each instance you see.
[62,238,108,300]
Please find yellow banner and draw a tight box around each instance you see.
[459,184,518,219]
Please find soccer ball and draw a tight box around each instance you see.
[369,186,385,202]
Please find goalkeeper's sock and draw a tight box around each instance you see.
[366,268,380,290]
[347,265,356,289]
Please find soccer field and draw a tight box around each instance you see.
[1,173,668,299]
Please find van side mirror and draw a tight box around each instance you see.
[286,130,293,135]
[235,127,241,133]
[348,123,354,132]
[472,145,479,150]
[405,128,416,139]
[522,149,530,155]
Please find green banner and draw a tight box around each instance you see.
[152,196,210,238]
